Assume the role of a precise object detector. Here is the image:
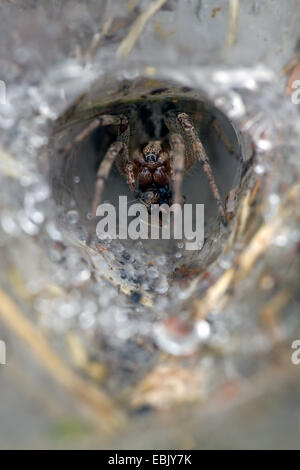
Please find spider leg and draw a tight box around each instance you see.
[177,112,226,224]
[62,111,130,244]
[64,114,127,153]
[87,140,124,243]
[211,119,234,155]
[87,114,132,243]
[124,161,137,193]
[115,119,138,195]
[169,133,185,205]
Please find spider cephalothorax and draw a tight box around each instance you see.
[64,110,226,242]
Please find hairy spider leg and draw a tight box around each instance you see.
[64,115,126,154]
[177,112,226,224]
[65,114,130,244]
[87,140,124,244]
[169,133,185,205]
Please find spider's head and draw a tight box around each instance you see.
[143,141,162,163]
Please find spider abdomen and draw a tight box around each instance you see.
[138,167,153,188]
[138,164,169,189]
[153,166,169,186]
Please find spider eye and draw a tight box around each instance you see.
[144,153,158,162]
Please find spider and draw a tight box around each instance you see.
[64,109,226,242]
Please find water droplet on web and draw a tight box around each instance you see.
[157,255,166,266]
[274,234,288,247]
[153,319,200,355]
[46,221,62,241]
[254,164,265,175]
[75,268,91,284]
[269,193,280,206]
[147,267,159,279]
[257,138,272,151]
[33,183,50,202]
[79,311,95,329]
[195,320,211,340]
[39,102,57,120]
[66,209,79,224]
[1,214,19,235]
[31,210,45,224]
[58,301,77,319]
[155,276,169,294]
[19,213,39,235]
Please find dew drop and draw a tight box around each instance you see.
[66,209,79,224]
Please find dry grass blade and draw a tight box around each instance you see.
[0,288,125,434]
[116,0,167,58]
[0,147,31,180]
[226,0,240,48]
